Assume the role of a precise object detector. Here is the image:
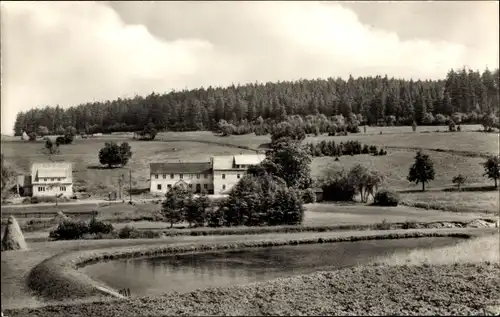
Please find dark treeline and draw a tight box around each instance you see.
[307,140,387,157]
[13,66,499,136]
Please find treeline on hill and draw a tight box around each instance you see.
[307,140,387,157]
[13,66,499,136]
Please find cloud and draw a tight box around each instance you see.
[1,1,498,135]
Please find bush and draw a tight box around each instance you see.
[362,144,370,154]
[49,219,114,240]
[302,188,316,204]
[49,220,89,240]
[118,225,137,239]
[88,218,114,234]
[56,136,66,145]
[448,120,456,132]
[206,207,225,227]
[320,171,357,201]
[373,189,400,206]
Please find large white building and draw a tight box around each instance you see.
[30,162,73,197]
[149,162,213,194]
[149,154,266,195]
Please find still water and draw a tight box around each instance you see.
[81,237,464,296]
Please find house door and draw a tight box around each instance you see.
[196,184,201,193]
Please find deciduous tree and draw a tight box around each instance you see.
[407,151,435,191]
[98,142,133,168]
[482,156,500,188]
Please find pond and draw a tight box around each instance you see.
[81,237,464,297]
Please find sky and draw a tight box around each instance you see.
[1,1,499,135]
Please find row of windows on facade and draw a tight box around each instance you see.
[157,183,221,190]
[37,186,67,191]
[154,173,241,180]
[37,177,65,182]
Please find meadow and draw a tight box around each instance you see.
[1,137,256,198]
[2,125,498,214]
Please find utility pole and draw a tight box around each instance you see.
[118,174,124,201]
[129,168,132,204]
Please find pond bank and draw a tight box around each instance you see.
[6,263,500,316]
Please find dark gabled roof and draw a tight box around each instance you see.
[150,162,212,174]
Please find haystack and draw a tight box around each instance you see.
[1,216,27,251]
[52,211,70,224]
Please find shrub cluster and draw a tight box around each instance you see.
[301,188,317,204]
[317,164,385,203]
[49,218,114,240]
[117,226,161,239]
[208,175,305,227]
[373,189,400,206]
[22,196,71,204]
[306,140,387,157]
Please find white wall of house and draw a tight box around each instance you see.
[32,181,73,197]
[150,172,213,194]
[213,170,245,194]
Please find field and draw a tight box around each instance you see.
[2,126,498,215]
[1,137,256,198]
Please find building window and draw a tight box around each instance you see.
[157,184,162,190]
[38,186,45,192]
[167,185,172,190]
[222,185,226,190]
[50,178,55,182]
[189,184,193,189]
[237,174,241,179]
[170,174,174,179]
[196,174,200,179]
[204,174,208,179]
[155,174,158,179]
[60,186,66,191]
[180,174,183,179]
[204,184,208,189]
[162,174,166,179]
[222,174,226,179]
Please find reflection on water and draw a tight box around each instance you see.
[81,237,464,297]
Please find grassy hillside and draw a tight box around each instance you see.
[1,138,256,198]
[1,127,498,206]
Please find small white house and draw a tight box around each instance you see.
[149,161,213,195]
[30,162,73,197]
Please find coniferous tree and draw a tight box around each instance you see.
[407,151,436,191]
